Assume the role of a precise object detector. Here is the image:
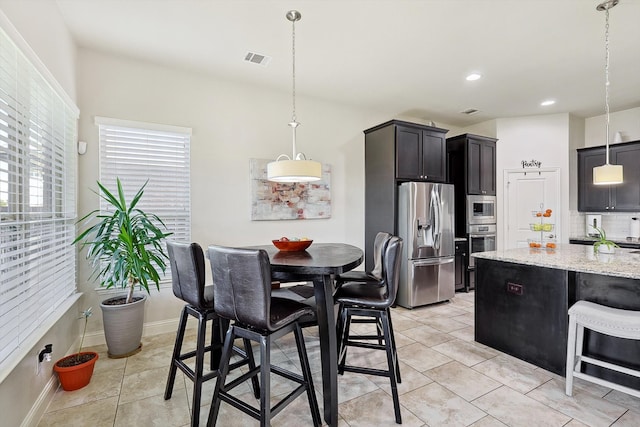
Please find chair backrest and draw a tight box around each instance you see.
[382,236,403,307]
[167,241,207,308]
[208,245,272,331]
[371,232,393,279]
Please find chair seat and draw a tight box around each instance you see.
[270,297,315,331]
[335,281,389,309]
[569,300,640,340]
[336,270,384,286]
[272,284,317,326]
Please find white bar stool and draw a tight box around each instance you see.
[565,300,640,398]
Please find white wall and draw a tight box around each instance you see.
[0,3,78,427]
[568,115,585,211]
[454,119,497,139]
[584,106,640,147]
[495,114,572,249]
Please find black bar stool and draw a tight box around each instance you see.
[164,242,259,427]
[335,236,404,424]
[206,245,321,427]
[335,231,392,287]
[335,231,392,344]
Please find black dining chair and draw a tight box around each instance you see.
[335,231,392,344]
[335,231,392,287]
[206,245,321,427]
[335,235,404,424]
[164,242,259,427]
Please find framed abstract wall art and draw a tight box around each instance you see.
[250,158,331,221]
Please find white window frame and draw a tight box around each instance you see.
[95,116,191,288]
[0,16,79,377]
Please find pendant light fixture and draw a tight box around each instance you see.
[592,0,623,185]
[267,10,322,183]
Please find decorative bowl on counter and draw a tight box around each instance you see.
[272,239,313,252]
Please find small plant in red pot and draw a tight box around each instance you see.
[53,307,99,391]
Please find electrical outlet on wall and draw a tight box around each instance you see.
[36,344,53,375]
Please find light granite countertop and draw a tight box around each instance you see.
[472,244,640,280]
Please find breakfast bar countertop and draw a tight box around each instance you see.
[472,243,640,280]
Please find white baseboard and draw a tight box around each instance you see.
[21,376,58,427]
[82,317,183,348]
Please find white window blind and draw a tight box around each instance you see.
[0,25,78,366]
[96,117,191,285]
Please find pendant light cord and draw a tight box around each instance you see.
[604,4,611,164]
[291,16,296,124]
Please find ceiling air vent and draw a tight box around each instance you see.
[460,108,480,115]
[244,52,272,67]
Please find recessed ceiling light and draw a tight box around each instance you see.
[466,73,481,81]
[541,99,556,106]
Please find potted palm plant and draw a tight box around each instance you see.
[53,308,99,391]
[74,178,172,358]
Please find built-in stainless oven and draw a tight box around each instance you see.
[467,224,497,290]
[467,195,497,225]
[468,224,497,267]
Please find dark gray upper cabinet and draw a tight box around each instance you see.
[363,119,448,269]
[577,140,640,212]
[395,124,447,182]
[447,134,497,196]
[577,146,609,211]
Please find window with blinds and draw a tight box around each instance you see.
[0,26,78,366]
[95,117,191,286]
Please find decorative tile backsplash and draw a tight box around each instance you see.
[570,210,640,239]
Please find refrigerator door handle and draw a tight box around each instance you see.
[411,257,454,267]
[431,187,441,250]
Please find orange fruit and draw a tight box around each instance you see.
[545,209,552,214]
[536,212,542,217]
[543,212,551,217]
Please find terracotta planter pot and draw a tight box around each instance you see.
[53,351,99,391]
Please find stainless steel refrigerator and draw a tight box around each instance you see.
[396,182,455,308]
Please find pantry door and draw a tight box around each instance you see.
[504,168,560,249]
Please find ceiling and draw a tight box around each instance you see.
[55,0,640,127]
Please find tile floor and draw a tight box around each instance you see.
[38,291,640,426]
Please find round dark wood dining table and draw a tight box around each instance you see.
[246,243,364,426]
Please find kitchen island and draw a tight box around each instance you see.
[473,244,640,389]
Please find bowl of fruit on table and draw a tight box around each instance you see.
[272,237,313,251]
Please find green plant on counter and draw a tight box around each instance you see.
[591,226,619,254]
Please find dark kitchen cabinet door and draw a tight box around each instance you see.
[396,126,422,180]
[468,139,496,195]
[610,144,640,211]
[422,130,447,183]
[577,147,610,212]
[396,125,447,182]
[454,240,467,292]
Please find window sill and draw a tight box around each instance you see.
[0,292,82,384]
